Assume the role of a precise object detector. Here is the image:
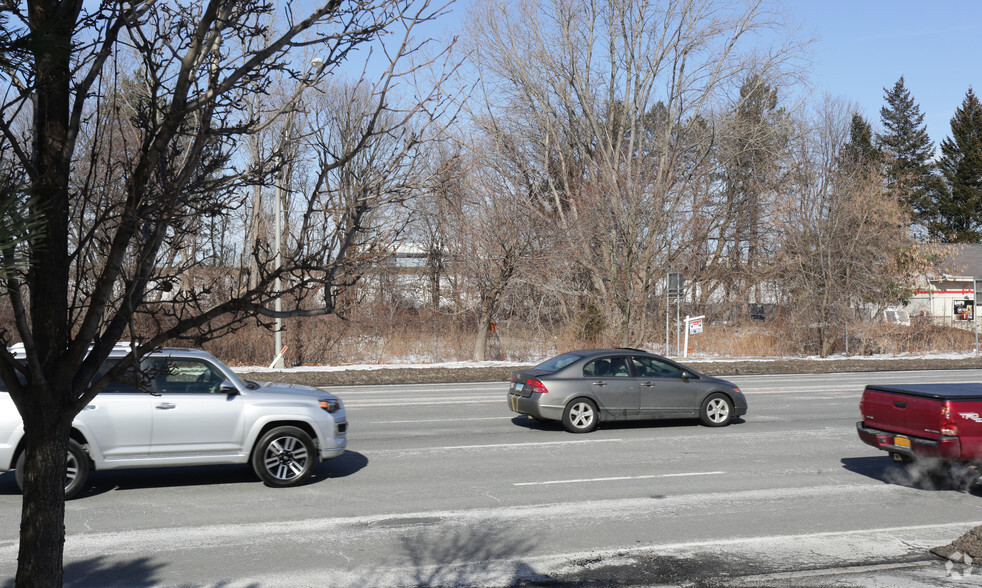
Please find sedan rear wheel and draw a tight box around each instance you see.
[563,398,599,433]
[252,426,316,487]
[700,393,734,427]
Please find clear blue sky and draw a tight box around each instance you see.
[784,0,981,152]
[413,0,978,152]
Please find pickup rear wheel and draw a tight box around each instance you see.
[700,393,734,427]
[15,438,90,499]
[252,426,316,488]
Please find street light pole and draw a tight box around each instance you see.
[271,57,323,369]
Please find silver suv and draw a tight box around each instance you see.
[0,346,347,498]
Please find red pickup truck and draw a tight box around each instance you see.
[857,383,982,464]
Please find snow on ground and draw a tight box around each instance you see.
[236,350,982,373]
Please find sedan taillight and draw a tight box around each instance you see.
[528,379,549,394]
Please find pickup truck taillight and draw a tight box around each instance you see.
[941,404,959,436]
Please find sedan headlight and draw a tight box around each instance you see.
[319,398,342,413]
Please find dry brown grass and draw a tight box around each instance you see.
[202,313,981,366]
[0,300,977,365]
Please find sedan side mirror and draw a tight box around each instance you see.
[681,372,691,383]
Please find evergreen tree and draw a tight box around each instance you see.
[841,112,881,174]
[877,76,936,225]
[935,88,982,242]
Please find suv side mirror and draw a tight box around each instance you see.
[219,380,239,395]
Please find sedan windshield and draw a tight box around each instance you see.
[534,352,584,372]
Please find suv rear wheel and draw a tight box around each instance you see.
[252,426,316,487]
[15,438,90,499]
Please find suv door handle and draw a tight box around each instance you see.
[155,403,177,410]
[83,404,96,410]
[641,382,655,387]
[592,381,607,387]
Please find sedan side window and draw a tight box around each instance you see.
[633,357,683,379]
[153,359,226,394]
[584,357,631,378]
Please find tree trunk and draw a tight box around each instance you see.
[16,412,71,587]
[473,303,494,361]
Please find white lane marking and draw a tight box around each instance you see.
[372,417,512,424]
[321,383,508,393]
[438,438,622,451]
[345,398,503,408]
[747,388,862,395]
[514,471,725,486]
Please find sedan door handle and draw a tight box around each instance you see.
[83,404,96,410]
[155,403,177,410]
[641,382,655,387]
[592,381,607,387]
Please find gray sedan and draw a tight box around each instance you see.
[508,349,748,433]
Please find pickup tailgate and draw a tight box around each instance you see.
[860,383,982,461]
[861,385,949,439]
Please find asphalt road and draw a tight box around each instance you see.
[4,369,982,586]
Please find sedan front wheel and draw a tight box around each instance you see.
[563,398,599,433]
[700,393,734,427]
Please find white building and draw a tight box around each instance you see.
[905,244,982,327]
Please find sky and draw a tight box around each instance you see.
[775,0,981,152]
[417,0,979,153]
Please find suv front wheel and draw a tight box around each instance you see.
[252,426,316,487]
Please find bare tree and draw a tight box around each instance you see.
[450,137,533,360]
[774,97,934,356]
[697,73,793,319]
[464,0,803,346]
[0,1,454,584]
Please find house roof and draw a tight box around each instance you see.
[943,244,982,278]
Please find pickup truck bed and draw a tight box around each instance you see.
[864,383,982,401]
[857,383,982,464]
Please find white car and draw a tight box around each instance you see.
[0,346,347,498]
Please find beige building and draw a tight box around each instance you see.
[905,244,981,329]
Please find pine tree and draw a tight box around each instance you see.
[877,77,936,226]
[841,113,881,175]
[935,88,982,242]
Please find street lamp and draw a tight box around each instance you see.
[270,57,323,369]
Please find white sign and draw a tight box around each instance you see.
[689,318,703,335]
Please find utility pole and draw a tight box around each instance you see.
[271,57,324,369]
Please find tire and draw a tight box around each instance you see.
[15,439,90,499]
[563,398,599,433]
[252,426,316,488]
[700,393,734,427]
